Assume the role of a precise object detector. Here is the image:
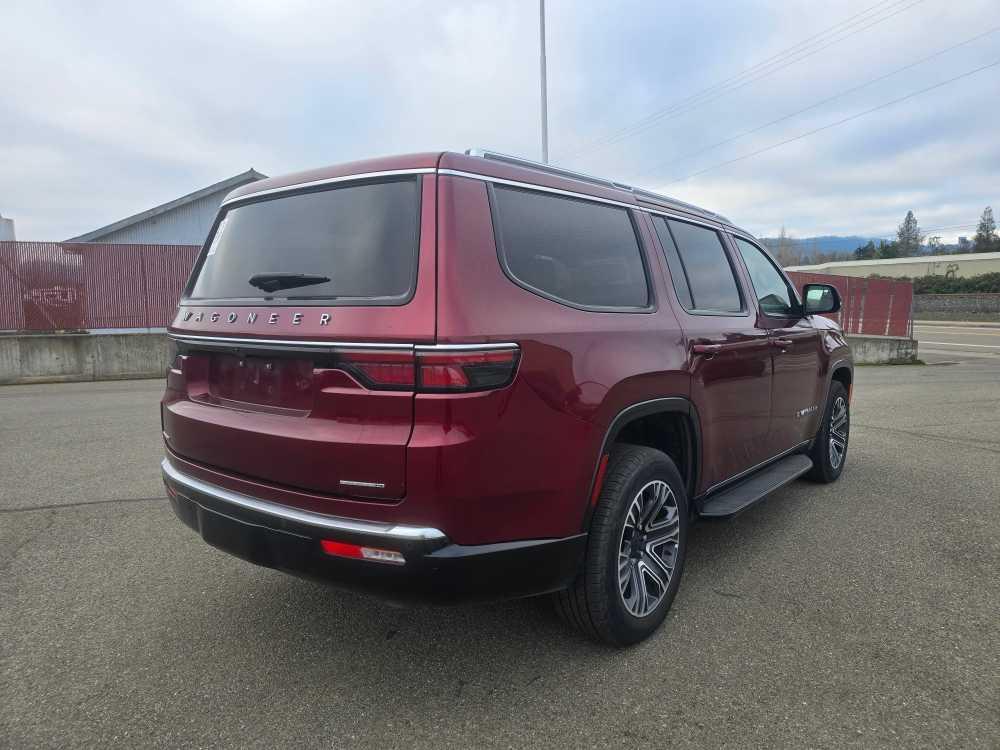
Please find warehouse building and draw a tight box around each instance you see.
[66,169,266,245]
[786,251,1000,279]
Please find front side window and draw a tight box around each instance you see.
[733,237,798,317]
[656,218,743,314]
[491,186,650,310]
[188,178,420,304]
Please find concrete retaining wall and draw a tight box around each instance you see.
[846,334,918,365]
[914,293,1000,314]
[0,333,171,385]
[0,331,919,385]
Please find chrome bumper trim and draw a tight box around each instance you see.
[161,458,447,541]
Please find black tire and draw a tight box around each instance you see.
[806,380,850,483]
[554,444,688,646]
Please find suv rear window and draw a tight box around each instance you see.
[187,178,420,304]
[491,186,650,310]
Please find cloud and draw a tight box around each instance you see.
[1,0,997,241]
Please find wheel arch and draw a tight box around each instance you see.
[582,397,701,531]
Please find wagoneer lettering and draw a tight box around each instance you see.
[161,149,852,645]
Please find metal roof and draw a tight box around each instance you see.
[66,169,267,242]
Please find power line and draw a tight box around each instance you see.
[559,0,924,161]
[662,58,1000,184]
[641,26,1000,177]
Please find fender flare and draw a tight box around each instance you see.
[581,397,702,531]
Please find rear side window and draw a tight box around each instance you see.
[653,217,743,314]
[188,178,420,304]
[491,186,650,310]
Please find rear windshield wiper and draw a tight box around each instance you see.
[248,272,331,293]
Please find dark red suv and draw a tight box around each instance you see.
[161,149,852,644]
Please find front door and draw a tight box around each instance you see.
[730,235,824,453]
[648,215,774,492]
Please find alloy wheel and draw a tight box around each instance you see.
[618,480,680,617]
[829,395,849,470]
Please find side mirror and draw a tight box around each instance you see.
[802,283,841,314]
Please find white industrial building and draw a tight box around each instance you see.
[66,169,266,245]
[0,213,15,241]
[786,251,1000,279]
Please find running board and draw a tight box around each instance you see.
[698,454,813,519]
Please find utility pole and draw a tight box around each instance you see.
[539,0,549,163]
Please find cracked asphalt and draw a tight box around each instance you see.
[1,362,998,749]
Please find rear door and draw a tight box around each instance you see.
[162,174,437,500]
[730,235,824,453]
[649,215,774,491]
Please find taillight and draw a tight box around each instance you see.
[337,346,519,393]
[338,350,416,389]
[416,348,520,392]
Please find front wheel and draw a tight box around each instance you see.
[554,445,688,646]
[806,380,850,483]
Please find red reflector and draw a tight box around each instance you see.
[353,361,416,386]
[590,453,610,507]
[320,539,405,565]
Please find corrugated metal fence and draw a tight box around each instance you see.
[1,242,913,336]
[786,271,913,338]
[0,242,199,331]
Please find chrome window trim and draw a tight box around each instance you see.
[168,332,519,352]
[220,168,436,206]
[437,168,729,232]
[162,458,447,540]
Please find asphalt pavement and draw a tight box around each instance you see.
[913,320,1000,364]
[2,364,998,749]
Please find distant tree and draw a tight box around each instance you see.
[974,206,998,253]
[876,239,901,259]
[896,211,924,257]
[854,240,877,260]
[926,235,943,255]
[774,226,799,267]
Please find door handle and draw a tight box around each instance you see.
[692,343,723,356]
[771,338,794,349]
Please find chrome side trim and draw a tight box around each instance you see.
[220,168,436,206]
[437,169,727,231]
[339,479,387,489]
[162,459,447,541]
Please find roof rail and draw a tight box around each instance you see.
[464,148,731,225]
[465,149,632,192]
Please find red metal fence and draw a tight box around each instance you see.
[0,242,199,331]
[787,271,913,338]
[1,242,913,336]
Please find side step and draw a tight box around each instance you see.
[698,454,813,519]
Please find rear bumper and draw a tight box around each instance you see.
[161,458,585,604]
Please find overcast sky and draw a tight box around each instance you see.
[2,0,998,242]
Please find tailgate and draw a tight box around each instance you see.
[162,172,437,501]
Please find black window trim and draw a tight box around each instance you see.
[652,215,749,318]
[180,174,424,308]
[728,232,804,319]
[487,182,657,314]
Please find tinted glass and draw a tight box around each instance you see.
[189,178,420,302]
[734,237,796,316]
[652,217,694,309]
[666,220,743,313]
[492,186,649,309]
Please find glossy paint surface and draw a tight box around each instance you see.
[162,152,851,546]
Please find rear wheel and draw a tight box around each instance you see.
[806,380,850,483]
[555,445,688,646]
